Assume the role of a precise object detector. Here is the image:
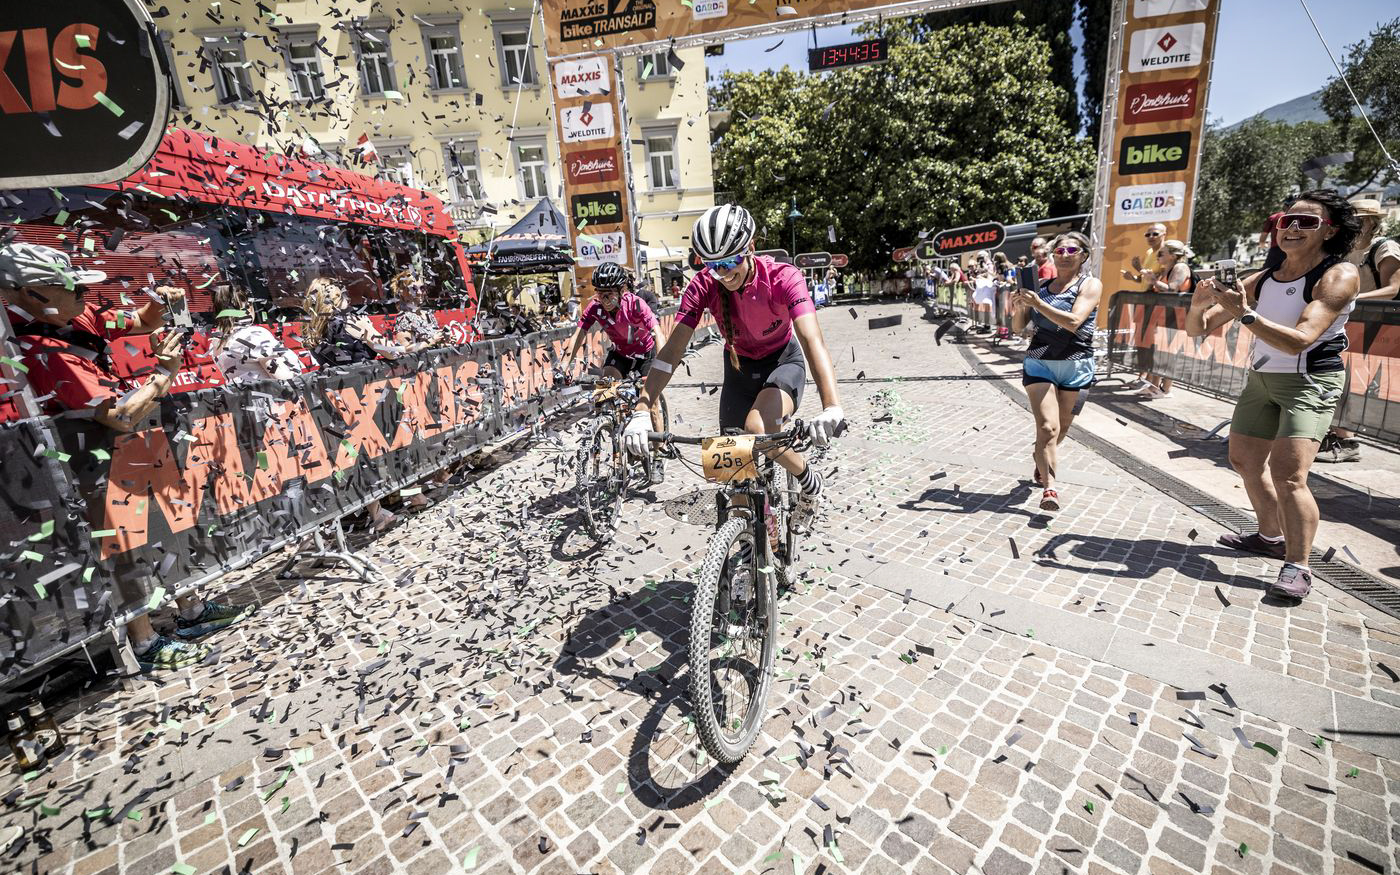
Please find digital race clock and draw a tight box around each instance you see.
[807,38,888,72]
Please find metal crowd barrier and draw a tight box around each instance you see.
[1105,292,1400,447]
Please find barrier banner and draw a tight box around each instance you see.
[0,325,608,681]
[1107,292,1400,445]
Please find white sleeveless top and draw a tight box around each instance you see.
[1250,257,1352,374]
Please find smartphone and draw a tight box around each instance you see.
[168,293,193,331]
[1016,265,1038,292]
[1216,259,1238,289]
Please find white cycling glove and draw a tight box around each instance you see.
[623,410,651,457]
[808,405,846,447]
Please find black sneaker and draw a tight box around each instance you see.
[1217,532,1286,560]
[175,601,250,639]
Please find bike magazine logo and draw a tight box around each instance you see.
[576,231,628,266]
[558,0,656,43]
[1118,132,1192,175]
[560,104,615,143]
[1133,0,1209,18]
[692,0,727,20]
[565,148,620,184]
[570,191,623,225]
[1127,23,1206,72]
[1124,78,1199,124]
[1114,182,1186,225]
[553,56,610,98]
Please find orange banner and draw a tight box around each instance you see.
[1101,0,1220,304]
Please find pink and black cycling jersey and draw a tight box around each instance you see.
[579,291,657,358]
[677,255,815,359]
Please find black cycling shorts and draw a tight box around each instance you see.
[719,335,807,431]
[604,348,654,378]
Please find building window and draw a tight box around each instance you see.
[498,30,537,86]
[638,51,672,80]
[283,32,324,101]
[354,28,395,96]
[424,26,466,91]
[443,141,483,203]
[644,131,678,190]
[159,31,187,109]
[516,141,548,201]
[204,35,253,105]
[380,147,415,188]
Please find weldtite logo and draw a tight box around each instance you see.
[1128,23,1206,72]
[553,56,609,98]
[693,0,727,21]
[565,148,619,184]
[1133,0,1209,18]
[1124,78,1199,124]
[1114,182,1186,225]
[1118,132,1192,175]
[559,0,657,43]
[571,191,623,225]
[576,231,628,267]
[560,104,615,143]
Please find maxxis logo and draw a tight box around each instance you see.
[553,56,609,98]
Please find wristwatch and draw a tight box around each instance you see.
[1240,307,1258,325]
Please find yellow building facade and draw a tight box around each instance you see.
[156,0,716,299]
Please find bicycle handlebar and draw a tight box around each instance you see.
[647,421,807,447]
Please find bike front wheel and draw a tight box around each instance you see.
[690,516,777,764]
[576,420,626,543]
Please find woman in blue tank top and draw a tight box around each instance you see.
[1186,189,1361,602]
[1009,231,1102,512]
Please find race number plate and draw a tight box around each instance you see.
[701,435,758,483]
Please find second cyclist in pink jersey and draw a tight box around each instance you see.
[623,204,846,531]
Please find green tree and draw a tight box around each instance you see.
[711,21,1092,271]
[1076,0,1114,148]
[1190,118,1344,258]
[1318,17,1400,190]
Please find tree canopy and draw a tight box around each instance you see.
[1319,17,1400,190]
[710,19,1092,272]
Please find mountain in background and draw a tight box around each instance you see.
[1225,89,1328,129]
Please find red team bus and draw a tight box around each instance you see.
[1,128,479,420]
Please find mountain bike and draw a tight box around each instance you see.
[647,421,823,763]
[568,374,669,544]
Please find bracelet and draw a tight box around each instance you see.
[650,358,673,374]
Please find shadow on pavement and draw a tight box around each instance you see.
[553,578,738,810]
[899,480,1050,529]
[1032,532,1265,591]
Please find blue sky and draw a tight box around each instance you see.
[704,0,1395,127]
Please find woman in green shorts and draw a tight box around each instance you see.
[1187,189,1361,602]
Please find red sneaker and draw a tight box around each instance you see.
[1039,488,1060,511]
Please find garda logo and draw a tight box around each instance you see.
[1114,182,1186,225]
[571,191,622,225]
[553,56,609,98]
[1128,23,1206,73]
[1118,132,1191,175]
[1133,0,1209,18]
[561,104,615,143]
[693,0,727,21]
[576,231,627,267]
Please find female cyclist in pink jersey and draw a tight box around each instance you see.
[624,204,846,530]
[561,261,669,478]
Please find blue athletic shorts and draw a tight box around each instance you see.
[1023,357,1094,390]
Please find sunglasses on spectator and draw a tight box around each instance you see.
[704,254,745,271]
[1053,245,1082,256]
[1275,213,1333,231]
[1144,231,1163,238]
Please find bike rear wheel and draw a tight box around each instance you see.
[690,516,777,764]
[576,420,626,543]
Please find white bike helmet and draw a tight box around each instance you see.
[692,204,755,261]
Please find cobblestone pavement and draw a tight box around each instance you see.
[3,302,1398,875]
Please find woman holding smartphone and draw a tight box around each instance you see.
[1009,231,1101,512]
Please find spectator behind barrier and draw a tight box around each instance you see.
[1186,189,1361,602]
[0,242,249,672]
[208,284,304,385]
[1125,223,1169,392]
[302,277,417,530]
[1031,236,1058,281]
[1136,238,1195,400]
[389,270,447,354]
[1319,198,1400,464]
